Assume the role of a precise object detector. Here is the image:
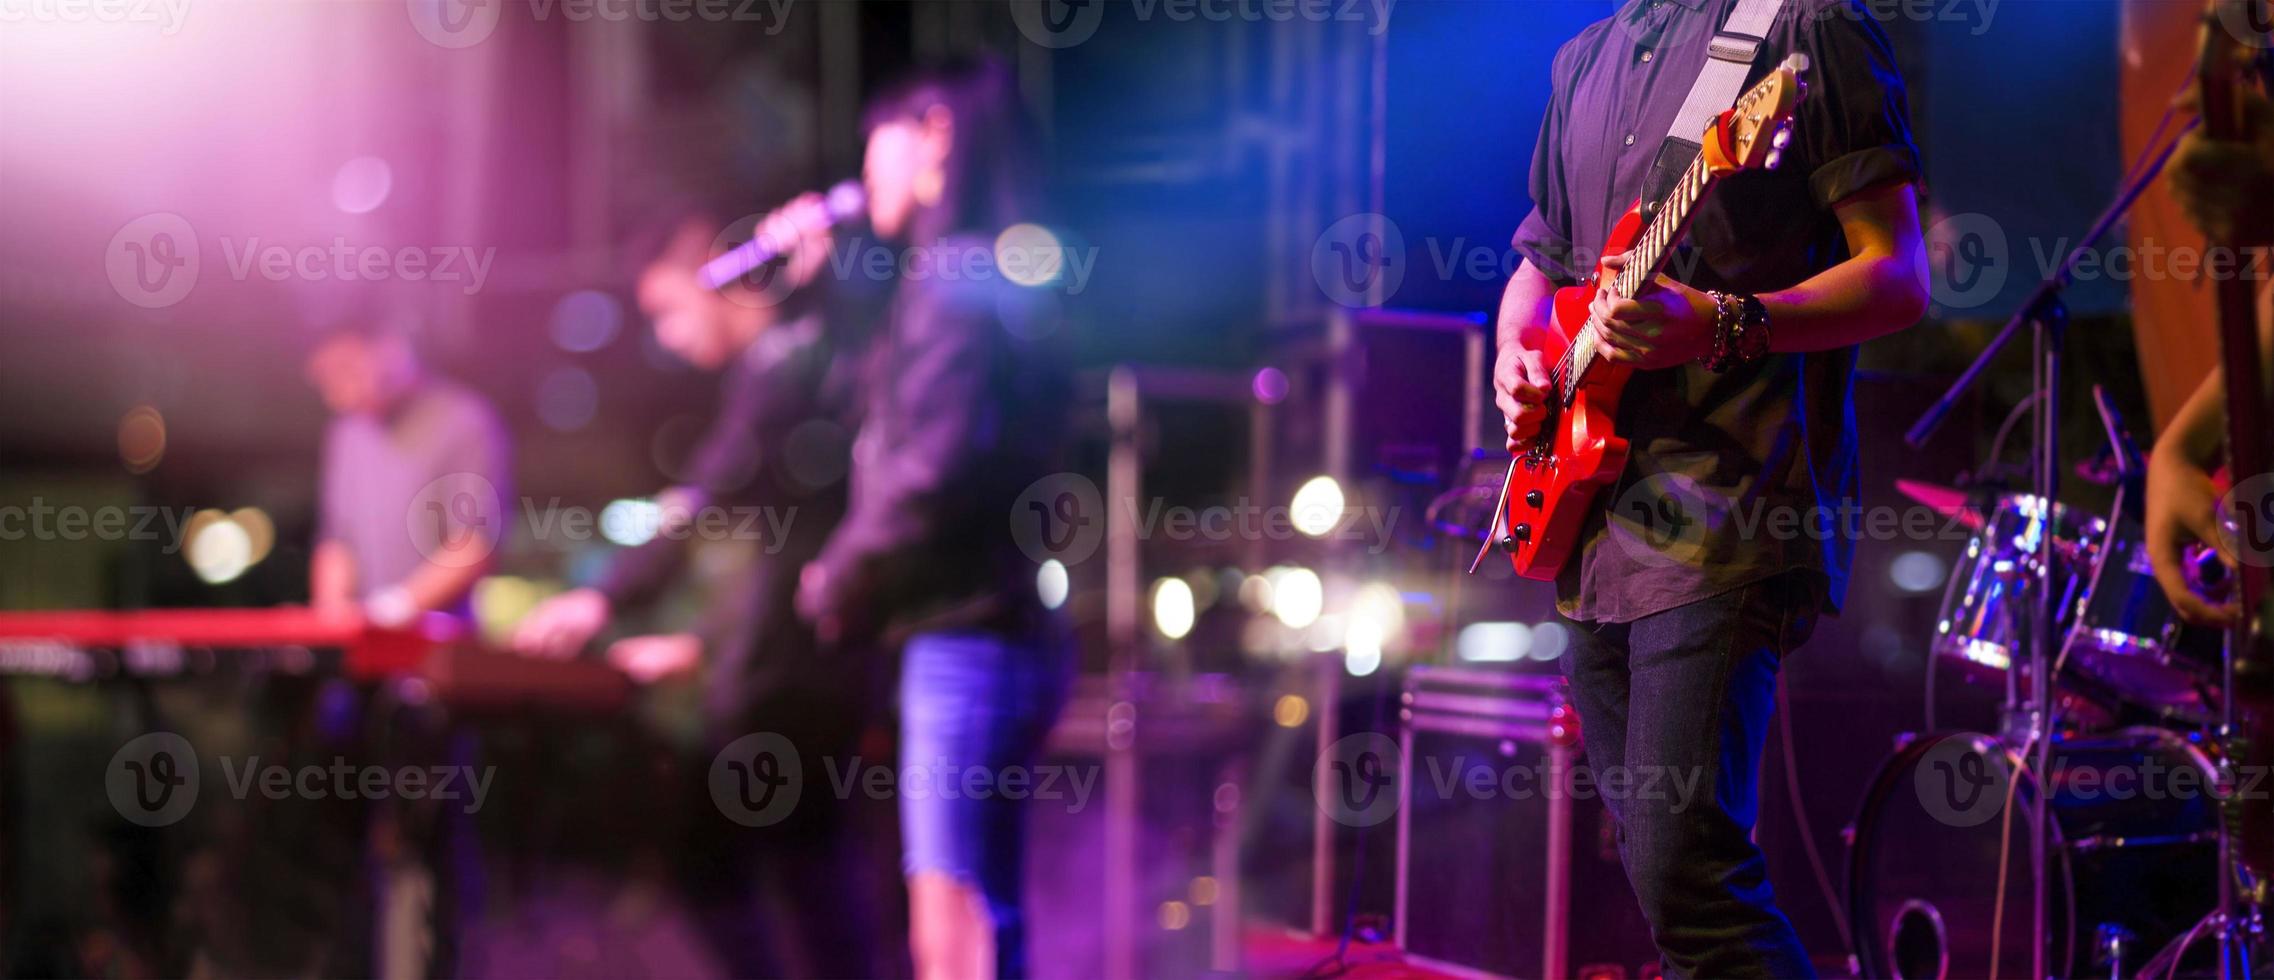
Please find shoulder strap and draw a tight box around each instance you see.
[1643,0,1791,206]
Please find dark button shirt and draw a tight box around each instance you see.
[1511,0,1921,623]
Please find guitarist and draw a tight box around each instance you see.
[1493,0,1928,974]
[2148,82,2274,627]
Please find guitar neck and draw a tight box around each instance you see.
[1563,153,1719,397]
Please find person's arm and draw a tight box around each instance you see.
[1493,261,1562,449]
[310,539,356,616]
[371,400,512,626]
[1592,181,1927,367]
[2144,284,2274,625]
[2147,369,2240,626]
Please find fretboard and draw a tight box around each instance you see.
[1557,152,1717,404]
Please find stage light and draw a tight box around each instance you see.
[994,223,1064,288]
[1272,694,1309,727]
[1351,582,1406,639]
[331,156,393,214]
[1152,576,1196,640]
[1268,566,1322,629]
[117,404,165,474]
[535,366,599,432]
[1190,876,1219,907]
[1037,559,1069,610]
[1530,621,1571,662]
[1251,366,1289,404]
[1238,572,1275,614]
[1291,476,1344,538]
[230,507,274,565]
[1890,550,1947,594]
[1345,639,1382,677]
[185,509,253,585]
[1458,621,1531,662]
[600,498,662,547]
[549,290,623,353]
[1157,900,1191,931]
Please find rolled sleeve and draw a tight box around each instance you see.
[1795,0,1922,208]
[1512,206,1582,284]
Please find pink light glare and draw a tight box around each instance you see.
[331,157,394,215]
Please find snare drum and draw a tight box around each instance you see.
[1933,494,2096,677]
[1933,495,2222,726]
[2063,519,2222,726]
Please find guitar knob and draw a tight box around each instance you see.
[1512,522,1532,543]
[1525,490,1544,508]
[1498,535,1520,554]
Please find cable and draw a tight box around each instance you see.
[1775,680,1852,954]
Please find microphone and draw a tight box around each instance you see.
[698,181,866,291]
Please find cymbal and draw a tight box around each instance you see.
[1895,478,1988,531]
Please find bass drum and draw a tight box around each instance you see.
[1847,728,2220,979]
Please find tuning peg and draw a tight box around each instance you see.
[1771,126,1792,150]
[1765,149,1783,170]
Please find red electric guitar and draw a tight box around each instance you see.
[1481,54,1809,581]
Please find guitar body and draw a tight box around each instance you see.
[1480,55,1806,582]
[1501,206,1641,581]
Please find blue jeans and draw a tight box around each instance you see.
[898,629,1070,978]
[1558,574,1818,979]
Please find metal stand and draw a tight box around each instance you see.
[1905,120,2192,976]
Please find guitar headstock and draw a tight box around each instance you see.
[1703,53,1809,177]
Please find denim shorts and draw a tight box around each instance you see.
[896,628,1070,895]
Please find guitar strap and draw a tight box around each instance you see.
[1641,0,1792,208]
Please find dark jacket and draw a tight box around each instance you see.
[803,235,1070,644]
[594,293,875,727]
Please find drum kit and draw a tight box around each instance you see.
[1847,478,2248,978]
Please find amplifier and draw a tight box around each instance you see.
[1396,665,1655,979]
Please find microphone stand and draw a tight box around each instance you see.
[1904,120,2193,978]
